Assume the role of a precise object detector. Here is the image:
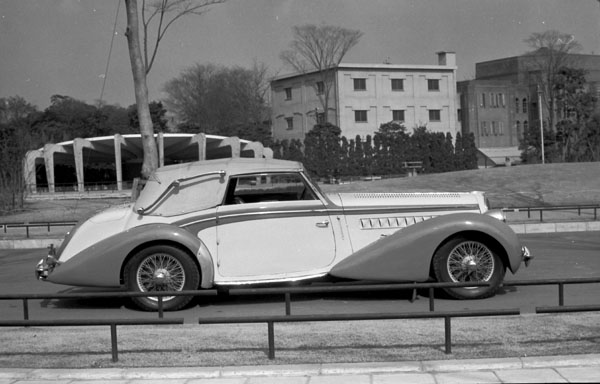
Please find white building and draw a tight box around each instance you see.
[271,52,458,141]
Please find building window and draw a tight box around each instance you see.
[316,81,324,95]
[284,87,292,100]
[316,112,325,124]
[522,98,528,114]
[523,120,528,132]
[480,93,486,108]
[516,121,521,138]
[492,121,497,135]
[457,109,461,122]
[355,110,368,123]
[499,93,505,108]
[428,79,440,91]
[392,109,405,122]
[285,117,293,130]
[499,121,504,135]
[391,79,404,91]
[515,98,519,113]
[354,78,366,91]
[428,109,441,122]
[481,121,488,136]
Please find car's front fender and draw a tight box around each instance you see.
[330,212,523,282]
[47,224,214,288]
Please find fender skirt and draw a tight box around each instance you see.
[329,212,523,282]
[46,224,214,289]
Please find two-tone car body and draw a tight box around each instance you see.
[36,158,532,311]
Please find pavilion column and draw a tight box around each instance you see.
[220,137,240,158]
[73,138,93,193]
[23,150,42,194]
[114,134,124,191]
[158,132,165,167]
[192,133,207,160]
[43,144,68,194]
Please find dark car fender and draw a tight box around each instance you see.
[329,212,523,282]
[47,223,215,288]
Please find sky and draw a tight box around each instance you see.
[1,0,599,109]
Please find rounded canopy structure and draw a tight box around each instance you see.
[24,133,272,194]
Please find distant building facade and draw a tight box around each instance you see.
[458,52,600,166]
[271,52,458,141]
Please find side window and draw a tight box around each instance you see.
[224,173,317,205]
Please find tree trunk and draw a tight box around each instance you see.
[125,0,158,179]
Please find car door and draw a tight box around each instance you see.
[215,172,336,281]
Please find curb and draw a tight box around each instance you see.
[0,354,599,380]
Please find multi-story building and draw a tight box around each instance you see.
[271,52,458,142]
[459,52,600,166]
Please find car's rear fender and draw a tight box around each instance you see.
[47,224,214,288]
[329,212,523,282]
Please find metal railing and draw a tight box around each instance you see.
[0,318,183,362]
[502,204,600,222]
[1,221,77,238]
[1,278,598,361]
[198,308,520,359]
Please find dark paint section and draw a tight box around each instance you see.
[47,224,205,288]
[329,213,524,282]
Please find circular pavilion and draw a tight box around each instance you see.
[24,133,272,195]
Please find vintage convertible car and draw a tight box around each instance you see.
[36,158,532,311]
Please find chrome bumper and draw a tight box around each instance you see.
[35,244,58,281]
[521,246,533,267]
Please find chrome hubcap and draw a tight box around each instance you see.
[136,254,186,302]
[447,241,494,284]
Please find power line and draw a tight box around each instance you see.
[99,0,122,104]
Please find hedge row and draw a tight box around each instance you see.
[271,122,478,178]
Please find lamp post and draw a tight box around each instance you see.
[537,85,545,164]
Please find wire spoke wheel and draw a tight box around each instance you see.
[433,237,505,300]
[447,241,495,284]
[124,245,200,311]
[136,253,186,302]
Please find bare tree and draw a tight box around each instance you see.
[124,0,225,178]
[280,24,363,124]
[524,30,582,132]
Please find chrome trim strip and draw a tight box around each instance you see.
[215,272,328,286]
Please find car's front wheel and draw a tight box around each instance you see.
[124,245,200,311]
[432,237,505,299]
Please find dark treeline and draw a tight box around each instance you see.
[271,122,479,179]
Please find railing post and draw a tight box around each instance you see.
[26,225,30,238]
[267,321,275,359]
[559,283,564,306]
[285,293,291,316]
[429,287,435,312]
[22,299,29,320]
[540,209,543,222]
[444,316,452,354]
[527,207,531,219]
[158,296,164,319]
[110,323,118,362]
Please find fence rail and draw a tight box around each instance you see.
[198,308,520,358]
[1,278,598,361]
[501,204,600,221]
[0,318,183,362]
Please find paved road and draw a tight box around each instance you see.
[1,232,599,323]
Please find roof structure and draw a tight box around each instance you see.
[24,133,272,195]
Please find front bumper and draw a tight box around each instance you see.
[521,245,533,267]
[35,244,59,281]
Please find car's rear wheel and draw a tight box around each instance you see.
[432,237,505,299]
[124,245,200,311]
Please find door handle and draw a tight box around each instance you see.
[316,221,330,228]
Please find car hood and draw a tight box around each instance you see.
[331,191,486,211]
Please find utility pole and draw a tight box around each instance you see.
[537,85,545,164]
